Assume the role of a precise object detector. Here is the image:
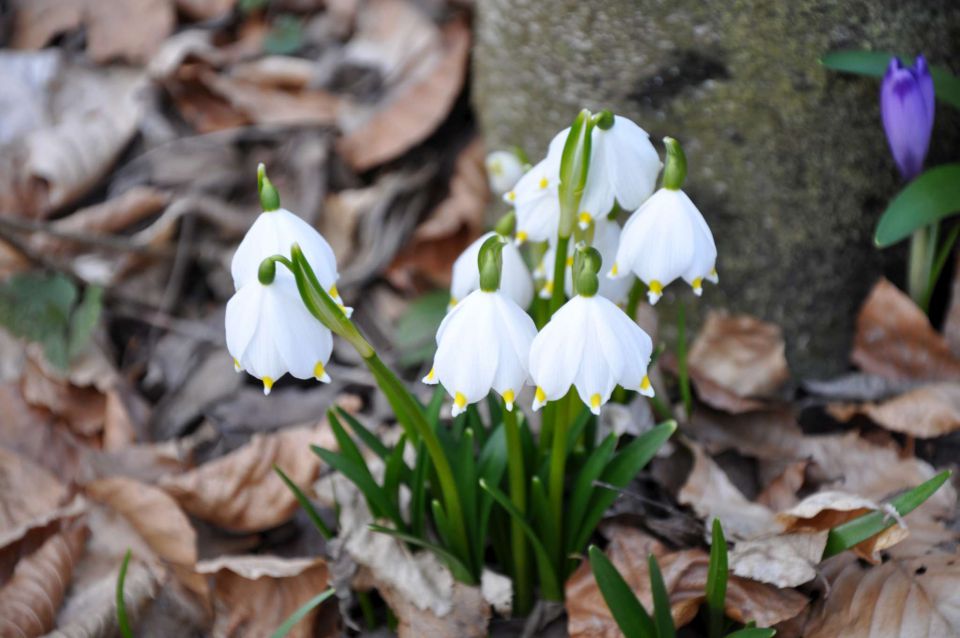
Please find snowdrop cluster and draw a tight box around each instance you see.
[432,114,718,415]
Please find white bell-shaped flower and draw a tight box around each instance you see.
[226,275,334,395]
[424,236,537,415]
[231,206,351,315]
[530,249,654,415]
[486,150,525,195]
[538,221,633,306]
[576,114,661,231]
[609,138,717,305]
[503,134,565,245]
[450,231,534,309]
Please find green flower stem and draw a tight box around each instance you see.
[288,248,472,573]
[921,223,960,312]
[908,224,938,311]
[549,235,570,315]
[677,300,693,420]
[548,388,574,567]
[503,403,532,616]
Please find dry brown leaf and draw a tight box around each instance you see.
[388,137,488,290]
[688,311,790,399]
[159,423,335,532]
[337,16,471,170]
[756,460,808,511]
[729,532,828,588]
[21,355,107,438]
[196,555,332,638]
[0,524,87,637]
[176,0,236,20]
[13,0,174,64]
[0,447,68,549]
[804,553,960,637]
[565,527,808,636]
[678,441,781,541]
[853,278,960,382]
[831,383,960,439]
[199,67,340,127]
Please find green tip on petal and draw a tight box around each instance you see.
[574,245,602,297]
[258,257,277,285]
[662,137,687,191]
[493,210,516,237]
[257,163,281,211]
[593,109,615,130]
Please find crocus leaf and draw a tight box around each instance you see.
[823,470,951,558]
[874,164,960,247]
[587,545,656,638]
[269,588,335,638]
[821,50,960,110]
[706,519,729,638]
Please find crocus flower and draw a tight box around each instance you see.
[486,150,526,195]
[538,221,633,305]
[576,114,661,230]
[226,275,334,395]
[609,138,717,304]
[423,287,537,415]
[231,206,350,314]
[450,231,534,309]
[530,249,654,415]
[881,55,935,181]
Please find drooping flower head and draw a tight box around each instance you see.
[232,165,349,314]
[530,247,654,415]
[425,235,537,415]
[881,55,936,181]
[538,221,633,306]
[486,150,526,195]
[610,137,717,304]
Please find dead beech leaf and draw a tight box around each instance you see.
[565,527,808,636]
[729,532,828,588]
[197,555,331,638]
[13,0,175,64]
[756,460,808,511]
[176,0,235,20]
[0,447,68,549]
[853,278,960,382]
[159,424,336,532]
[0,524,87,638]
[678,442,781,541]
[337,16,471,170]
[688,311,789,399]
[21,355,107,438]
[804,553,960,637]
[388,137,488,290]
[831,383,960,439]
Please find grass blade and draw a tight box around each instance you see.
[648,554,676,638]
[274,465,334,540]
[269,588,335,638]
[587,545,656,638]
[823,470,951,558]
[706,518,728,638]
[116,549,134,638]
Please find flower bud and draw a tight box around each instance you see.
[881,55,935,181]
[257,163,281,212]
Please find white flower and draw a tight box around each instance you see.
[450,231,534,309]
[503,151,561,245]
[609,188,718,305]
[423,289,537,416]
[231,207,351,314]
[226,276,334,395]
[486,151,525,195]
[538,221,633,305]
[529,293,654,415]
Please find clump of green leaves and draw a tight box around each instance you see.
[0,271,102,369]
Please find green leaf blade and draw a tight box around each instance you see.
[875,164,960,247]
[269,588,335,638]
[116,549,134,638]
[587,545,656,638]
[273,464,334,540]
[706,519,729,638]
[648,555,676,638]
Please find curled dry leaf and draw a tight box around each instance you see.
[677,441,781,541]
[565,526,808,636]
[388,137,488,290]
[688,311,790,400]
[21,354,107,438]
[0,524,88,638]
[804,552,960,637]
[12,0,175,64]
[337,14,471,170]
[852,278,960,382]
[829,382,960,439]
[0,447,68,549]
[196,555,332,638]
[729,532,828,588]
[159,423,336,532]
[756,460,808,511]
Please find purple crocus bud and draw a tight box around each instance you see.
[880,55,936,181]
